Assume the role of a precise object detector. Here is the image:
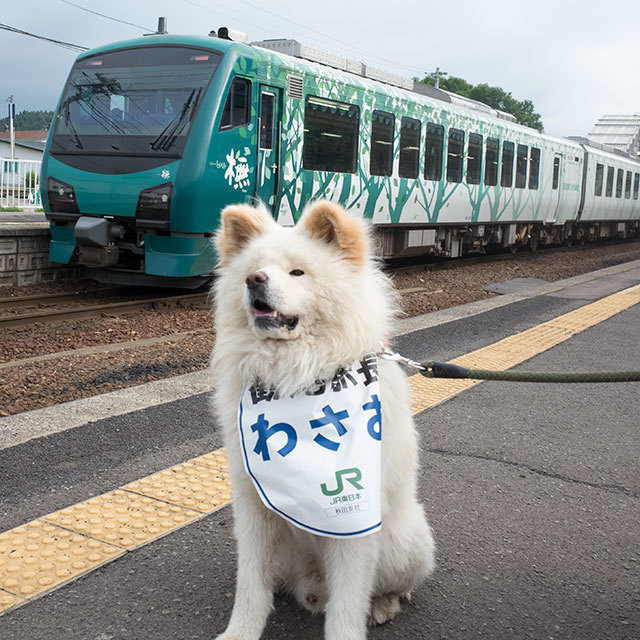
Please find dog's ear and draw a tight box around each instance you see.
[216,204,272,264]
[299,200,367,266]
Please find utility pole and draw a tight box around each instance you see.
[6,96,15,160]
[428,67,448,89]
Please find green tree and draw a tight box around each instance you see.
[417,75,543,131]
[0,110,55,132]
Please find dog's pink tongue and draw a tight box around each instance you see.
[254,309,276,317]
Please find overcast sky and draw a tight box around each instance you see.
[2,0,639,138]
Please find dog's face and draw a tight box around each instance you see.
[214,200,372,344]
[238,236,314,341]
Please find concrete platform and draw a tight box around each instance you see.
[0,215,78,286]
[0,211,47,224]
[483,276,548,294]
[1,260,639,639]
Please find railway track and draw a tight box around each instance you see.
[0,290,209,328]
[0,287,128,311]
[1,240,637,329]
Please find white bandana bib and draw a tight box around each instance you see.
[238,355,382,538]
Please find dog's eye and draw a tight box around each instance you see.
[289,269,305,276]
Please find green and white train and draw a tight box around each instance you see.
[41,29,640,287]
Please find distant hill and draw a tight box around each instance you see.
[1,110,55,132]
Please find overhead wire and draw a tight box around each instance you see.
[187,0,427,77]
[60,0,154,32]
[1,2,153,57]
[0,22,88,52]
[181,0,288,40]
[232,0,427,74]
[180,0,387,68]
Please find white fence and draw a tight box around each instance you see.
[1,158,42,209]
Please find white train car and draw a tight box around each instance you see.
[251,39,636,256]
[574,138,640,239]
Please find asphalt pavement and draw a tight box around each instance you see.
[1,261,639,640]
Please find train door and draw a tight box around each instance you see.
[547,153,562,223]
[255,86,282,213]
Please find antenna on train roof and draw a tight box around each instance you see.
[213,27,248,43]
[144,17,167,36]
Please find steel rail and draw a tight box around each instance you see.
[0,292,208,329]
[0,287,128,311]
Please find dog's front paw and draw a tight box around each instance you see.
[215,634,242,640]
[370,594,402,626]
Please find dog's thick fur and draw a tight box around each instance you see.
[211,200,435,640]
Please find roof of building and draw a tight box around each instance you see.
[588,114,640,157]
[0,129,48,142]
[0,138,45,152]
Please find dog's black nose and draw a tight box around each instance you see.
[246,271,268,289]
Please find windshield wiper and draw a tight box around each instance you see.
[149,88,202,152]
[60,95,84,149]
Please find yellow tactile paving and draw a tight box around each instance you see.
[0,520,123,600]
[0,590,24,613]
[122,461,232,513]
[409,376,479,414]
[190,447,230,471]
[407,284,640,414]
[407,282,640,414]
[42,490,204,550]
[1,282,639,615]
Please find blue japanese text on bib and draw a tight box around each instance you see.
[238,355,382,538]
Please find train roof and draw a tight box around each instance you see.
[568,137,640,166]
[246,41,582,150]
[75,32,583,152]
[75,32,239,58]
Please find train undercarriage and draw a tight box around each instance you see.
[375,220,640,259]
[65,215,640,288]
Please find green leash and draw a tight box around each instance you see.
[379,349,640,383]
[420,361,640,383]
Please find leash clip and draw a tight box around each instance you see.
[378,348,427,372]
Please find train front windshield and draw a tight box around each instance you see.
[51,46,221,173]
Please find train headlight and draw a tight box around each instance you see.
[47,177,80,214]
[136,183,173,230]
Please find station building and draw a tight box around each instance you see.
[588,114,640,158]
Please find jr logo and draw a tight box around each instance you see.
[321,468,364,496]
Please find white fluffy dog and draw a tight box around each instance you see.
[211,200,435,640]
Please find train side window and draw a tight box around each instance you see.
[501,141,514,187]
[446,128,465,183]
[515,144,528,188]
[303,96,360,174]
[220,78,251,129]
[634,173,640,200]
[605,166,614,197]
[484,138,499,186]
[528,147,540,189]
[370,110,394,177]
[466,133,483,185]
[552,157,561,190]
[616,168,623,198]
[594,163,604,196]
[424,123,444,181]
[625,171,632,199]
[399,117,421,179]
